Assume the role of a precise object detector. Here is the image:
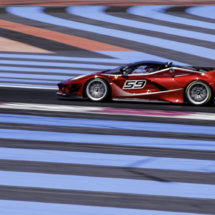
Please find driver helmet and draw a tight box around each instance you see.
[145,66,150,72]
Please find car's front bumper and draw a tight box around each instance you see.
[57,83,82,97]
[56,92,83,99]
[56,92,82,98]
[56,92,70,97]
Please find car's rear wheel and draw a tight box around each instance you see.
[86,78,110,101]
[185,81,212,105]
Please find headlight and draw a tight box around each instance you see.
[72,74,88,80]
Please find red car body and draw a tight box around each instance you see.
[57,61,215,104]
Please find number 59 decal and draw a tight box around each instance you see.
[123,80,146,89]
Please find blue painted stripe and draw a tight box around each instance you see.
[1,114,215,135]
[96,51,185,65]
[1,147,214,173]
[0,129,215,151]
[0,170,215,199]
[0,53,185,65]
[6,6,215,61]
[0,72,72,80]
[0,59,113,70]
[0,53,122,63]
[128,5,215,30]
[0,66,96,75]
[0,78,57,84]
[0,200,205,215]
[0,83,57,89]
[186,6,215,20]
[69,6,215,43]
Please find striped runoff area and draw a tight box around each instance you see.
[0,106,215,214]
[0,200,209,215]
[1,5,215,89]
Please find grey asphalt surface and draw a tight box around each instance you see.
[2,87,215,113]
[1,185,215,214]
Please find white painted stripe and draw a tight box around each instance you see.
[0,200,206,215]
[1,102,215,121]
[177,113,215,120]
[0,84,57,90]
[0,103,102,112]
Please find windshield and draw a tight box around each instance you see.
[102,63,133,74]
[102,66,124,74]
[102,62,175,75]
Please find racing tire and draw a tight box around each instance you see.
[86,78,110,101]
[185,81,212,106]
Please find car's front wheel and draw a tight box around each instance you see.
[185,81,212,105]
[86,78,110,101]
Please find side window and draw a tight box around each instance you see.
[131,65,148,74]
[148,65,160,73]
[130,65,160,75]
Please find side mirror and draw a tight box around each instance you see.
[120,68,124,74]
[120,66,129,75]
[169,68,175,73]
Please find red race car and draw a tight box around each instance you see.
[57,61,215,106]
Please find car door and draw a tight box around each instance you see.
[155,67,182,89]
[151,67,184,102]
[111,64,160,101]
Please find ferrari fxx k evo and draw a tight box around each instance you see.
[57,61,215,106]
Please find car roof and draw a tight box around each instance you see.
[125,61,215,72]
[128,61,177,67]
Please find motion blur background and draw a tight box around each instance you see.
[0,0,215,214]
